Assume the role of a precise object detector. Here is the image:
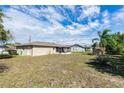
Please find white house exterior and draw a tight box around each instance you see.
[71,44,92,52]
[71,44,85,52]
[16,41,71,56]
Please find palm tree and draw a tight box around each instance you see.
[92,38,99,55]
[98,29,110,54]
[92,29,110,55]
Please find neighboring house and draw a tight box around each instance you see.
[70,44,92,52]
[16,41,71,56]
[70,44,85,52]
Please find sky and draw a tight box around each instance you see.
[0,5,124,45]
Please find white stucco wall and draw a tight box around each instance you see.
[17,46,71,56]
[32,47,56,56]
[17,49,32,56]
[71,46,85,52]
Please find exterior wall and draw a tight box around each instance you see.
[32,47,56,56]
[71,46,85,52]
[17,48,32,56]
[16,46,71,56]
[31,47,71,56]
[16,46,33,56]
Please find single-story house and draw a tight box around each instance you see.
[16,41,71,56]
[70,44,85,52]
[70,44,92,52]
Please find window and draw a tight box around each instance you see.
[56,48,62,53]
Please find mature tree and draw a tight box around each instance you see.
[92,38,99,55]
[108,32,124,54]
[98,29,111,53]
[92,29,124,55]
[0,9,12,45]
[92,29,111,55]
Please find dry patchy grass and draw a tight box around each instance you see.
[0,54,124,88]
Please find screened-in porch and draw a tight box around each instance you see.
[56,47,71,53]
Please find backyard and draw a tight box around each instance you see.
[0,54,124,88]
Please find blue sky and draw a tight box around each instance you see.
[0,5,124,44]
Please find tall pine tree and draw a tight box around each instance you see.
[0,9,12,45]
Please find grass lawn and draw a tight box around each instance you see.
[0,54,124,88]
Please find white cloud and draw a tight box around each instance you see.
[112,7,124,23]
[78,6,100,21]
[100,10,110,29]
[110,7,124,33]
[3,8,53,42]
[11,5,65,22]
[2,5,108,44]
[2,8,71,43]
[88,20,100,29]
[65,22,90,35]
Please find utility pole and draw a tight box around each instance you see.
[29,35,31,43]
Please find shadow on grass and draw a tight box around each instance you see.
[0,64,9,73]
[86,58,124,77]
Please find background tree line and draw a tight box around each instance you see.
[92,29,124,55]
[0,9,12,45]
[92,29,124,72]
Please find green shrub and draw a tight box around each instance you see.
[96,55,111,65]
[96,55,124,70]
[0,54,12,59]
[7,50,18,55]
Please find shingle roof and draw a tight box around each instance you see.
[16,41,70,48]
[70,44,92,48]
[0,45,16,50]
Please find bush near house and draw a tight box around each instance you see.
[92,29,124,71]
[92,29,124,55]
[0,49,17,59]
[7,50,18,55]
[96,55,124,71]
[0,50,15,59]
[0,54,12,59]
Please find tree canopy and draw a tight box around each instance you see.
[0,9,12,45]
[92,29,124,55]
